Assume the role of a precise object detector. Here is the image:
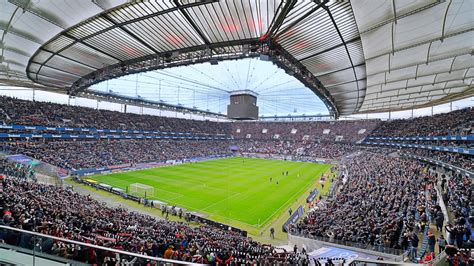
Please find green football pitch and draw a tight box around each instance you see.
[89,157,331,229]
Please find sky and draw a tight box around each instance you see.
[89,57,330,117]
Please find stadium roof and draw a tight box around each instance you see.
[0,0,472,118]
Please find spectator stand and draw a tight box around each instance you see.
[0,124,231,138]
[0,225,194,265]
[0,133,230,141]
[366,135,474,142]
[363,141,474,156]
[400,153,473,178]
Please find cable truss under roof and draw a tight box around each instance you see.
[0,0,472,118]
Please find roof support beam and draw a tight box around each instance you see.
[0,13,43,44]
[369,67,470,92]
[419,85,424,94]
[315,62,365,77]
[28,32,122,83]
[41,48,99,70]
[359,88,474,113]
[391,22,395,55]
[323,4,362,113]
[62,33,121,62]
[34,72,73,83]
[448,55,457,74]
[330,89,366,96]
[90,0,107,10]
[299,36,361,61]
[274,0,327,38]
[173,0,211,45]
[100,14,160,55]
[0,44,30,57]
[27,0,215,79]
[366,77,473,97]
[463,67,471,81]
[441,0,453,42]
[8,0,67,29]
[366,50,472,78]
[334,98,362,104]
[392,0,397,24]
[75,0,217,43]
[325,78,367,88]
[359,1,443,35]
[30,62,82,78]
[363,87,469,106]
[265,0,297,39]
[444,81,449,91]
[2,59,24,67]
[426,41,432,65]
[364,96,440,107]
[366,28,473,61]
[388,53,391,73]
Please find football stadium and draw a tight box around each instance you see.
[0,0,472,265]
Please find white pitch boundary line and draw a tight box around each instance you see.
[165,194,184,202]
[100,159,328,229]
[199,192,242,212]
[254,165,330,228]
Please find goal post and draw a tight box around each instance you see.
[129,183,154,199]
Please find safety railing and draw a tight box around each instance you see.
[346,257,418,265]
[0,225,203,265]
[290,232,406,256]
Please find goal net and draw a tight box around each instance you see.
[129,183,154,199]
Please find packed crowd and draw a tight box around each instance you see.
[0,169,308,265]
[370,108,473,137]
[0,140,231,170]
[234,140,359,159]
[0,159,32,180]
[2,138,470,173]
[231,120,380,143]
[0,96,383,144]
[443,172,473,248]
[367,139,473,149]
[0,139,362,171]
[292,152,434,252]
[0,96,229,134]
[401,148,473,172]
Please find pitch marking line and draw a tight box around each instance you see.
[257,166,329,228]
[165,194,184,202]
[199,192,242,212]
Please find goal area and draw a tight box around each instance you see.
[129,183,154,199]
